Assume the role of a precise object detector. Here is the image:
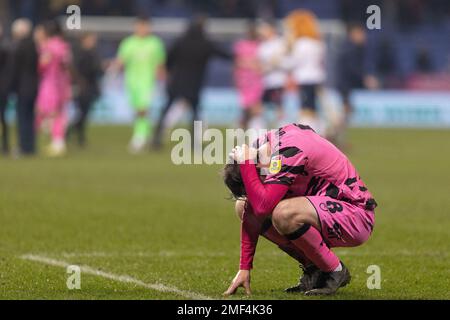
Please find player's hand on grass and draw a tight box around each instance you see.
[224,270,251,296]
[229,145,257,164]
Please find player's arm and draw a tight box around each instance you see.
[224,203,260,296]
[230,144,288,216]
[155,37,167,81]
[108,38,127,75]
[240,162,288,216]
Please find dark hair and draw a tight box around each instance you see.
[43,19,63,37]
[222,163,246,200]
[185,14,207,38]
[136,15,151,24]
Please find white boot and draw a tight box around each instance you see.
[128,135,147,154]
[46,139,67,157]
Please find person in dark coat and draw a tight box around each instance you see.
[334,22,378,149]
[67,32,103,147]
[0,23,11,155]
[152,16,231,149]
[10,18,38,155]
[337,23,368,121]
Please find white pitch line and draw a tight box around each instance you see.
[20,254,212,300]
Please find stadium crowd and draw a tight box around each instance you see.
[0,0,449,157]
[0,11,370,157]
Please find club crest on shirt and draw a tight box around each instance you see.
[269,156,282,174]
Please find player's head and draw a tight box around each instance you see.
[185,14,207,38]
[347,22,366,45]
[257,18,277,40]
[222,163,246,200]
[12,18,33,40]
[283,10,321,41]
[80,31,98,49]
[222,135,274,199]
[134,16,151,37]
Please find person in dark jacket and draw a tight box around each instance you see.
[337,23,367,116]
[0,23,11,155]
[67,32,103,147]
[152,16,231,149]
[334,23,377,149]
[10,18,38,155]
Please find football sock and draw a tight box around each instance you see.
[333,263,343,272]
[261,219,313,266]
[133,117,151,140]
[286,224,340,272]
[52,111,68,141]
[164,101,185,129]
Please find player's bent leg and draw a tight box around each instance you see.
[236,200,315,269]
[305,196,374,248]
[237,200,320,293]
[271,197,321,235]
[272,197,351,295]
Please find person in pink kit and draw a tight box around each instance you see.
[222,123,377,295]
[35,20,72,157]
[233,23,263,129]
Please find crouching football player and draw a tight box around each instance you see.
[222,123,377,296]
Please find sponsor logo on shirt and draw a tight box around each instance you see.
[269,156,282,174]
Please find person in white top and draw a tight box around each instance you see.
[283,10,326,135]
[257,20,288,126]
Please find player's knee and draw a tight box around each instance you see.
[272,200,294,234]
[272,200,290,221]
[272,198,315,234]
[235,200,245,221]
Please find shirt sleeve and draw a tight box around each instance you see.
[154,37,166,66]
[239,204,261,270]
[240,162,289,216]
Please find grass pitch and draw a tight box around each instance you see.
[0,126,449,300]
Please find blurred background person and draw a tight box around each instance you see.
[10,18,38,156]
[114,17,166,154]
[284,10,326,135]
[35,20,72,157]
[0,22,10,155]
[151,16,231,150]
[33,23,46,48]
[233,21,263,130]
[257,19,287,128]
[335,22,370,149]
[67,32,103,148]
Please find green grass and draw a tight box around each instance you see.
[0,126,449,300]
